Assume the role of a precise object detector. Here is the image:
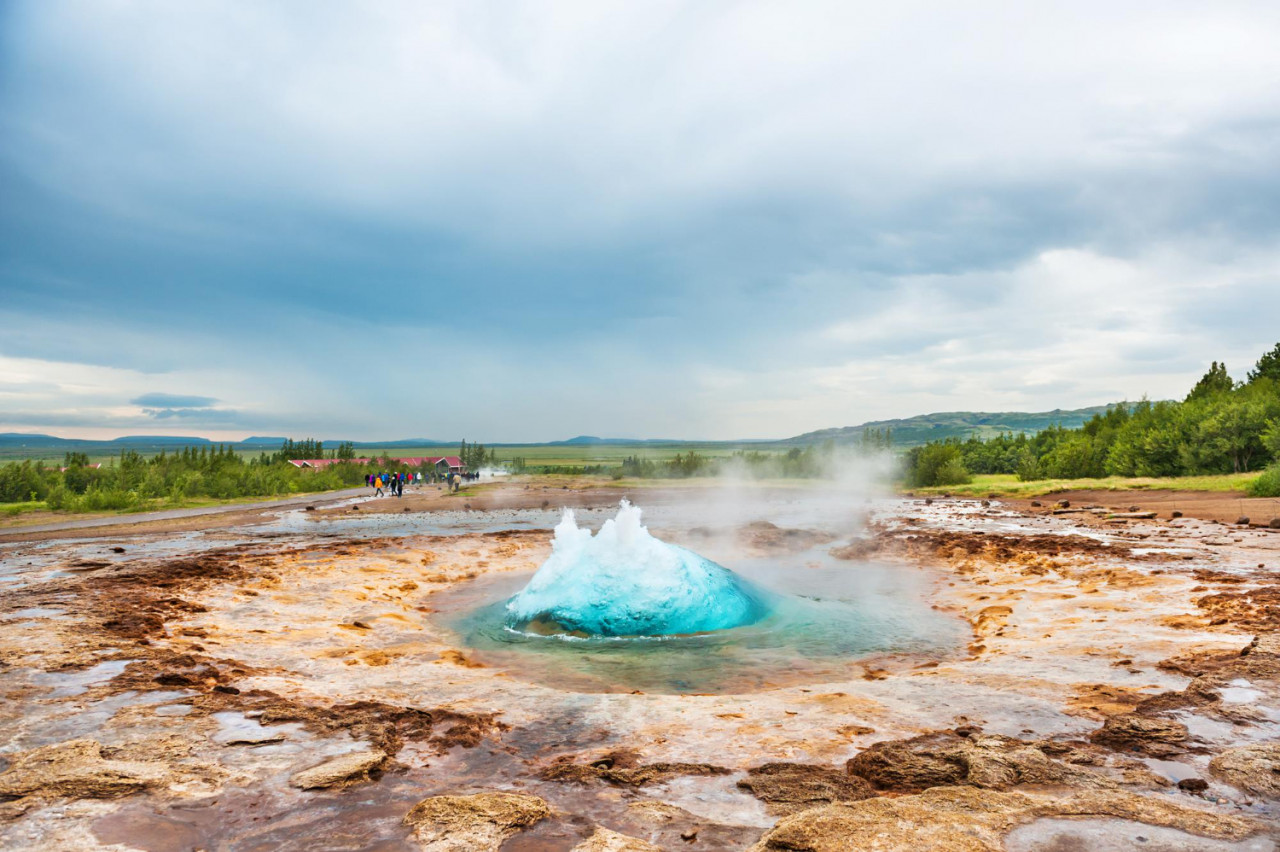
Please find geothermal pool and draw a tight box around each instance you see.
[444,501,965,693]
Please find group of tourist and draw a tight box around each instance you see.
[366,469,483,498]
[366,471,427,497]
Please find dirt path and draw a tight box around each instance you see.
[1007,488,1280,527]
[0,488,370,542]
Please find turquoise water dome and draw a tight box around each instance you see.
[504,500,772,637]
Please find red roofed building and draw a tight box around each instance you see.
[286,458,371,470]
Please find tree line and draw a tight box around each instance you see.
[904,342,1280,496]
[0,442,446,513]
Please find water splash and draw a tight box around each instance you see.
[504,500,772,637]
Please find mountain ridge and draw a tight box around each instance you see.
[0,403,1130,456]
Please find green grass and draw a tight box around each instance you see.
[1,500,44,518]
[908,472,1261,498]
[0,487,361,529]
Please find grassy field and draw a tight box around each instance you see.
[910,472,1261,498]
[0,488,361,530]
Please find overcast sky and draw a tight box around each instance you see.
[2,1,1279,441]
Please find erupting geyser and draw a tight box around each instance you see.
[505,500,772,637]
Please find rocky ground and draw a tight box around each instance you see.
[1,480,1278,851]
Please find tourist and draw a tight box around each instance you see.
[374,476,384,497]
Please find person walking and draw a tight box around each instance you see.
[374,475,385,497]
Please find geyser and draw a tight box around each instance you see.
[504,500,772,636]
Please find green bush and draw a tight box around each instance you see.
[77,487,141,511]
[1015,451,1044,482]
[1250,464,1280,497]
[906,443,971,487]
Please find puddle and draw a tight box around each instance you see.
[29,659,130,698]
[211,711,300,747]
[1142,758,1203,783]
[93,784,421,852]
[1004,818,1276,851]
[4,606,66,620]
[1218,680,1264,705]
[647,773,774,828]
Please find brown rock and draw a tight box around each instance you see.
[571,827,662,852]
[290,749,387,790]
[0,739,168,800]
[541,756,730,786]
[402,791,550,851]
[1090,713,1189,757]
[737,763,876,815]
[625,800,701,825]
[1209,744,1280,798]
[1236,517,1250,526]
[845,732,1111,793]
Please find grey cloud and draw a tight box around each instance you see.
[131,393,218,408]
[3,2,1280,439]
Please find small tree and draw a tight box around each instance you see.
[905,442,971,487]
[1248,342,1280,384]
[1186,361,1234,401]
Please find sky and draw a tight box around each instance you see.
[2,1,1279,442]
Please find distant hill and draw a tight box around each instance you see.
[240,436,289,445]
[341,439,451,449]
[783,404,1127,447]
[0,433,213,449]
[1,405,1130,460]
[114,435,214,446]
[549,435,685,446]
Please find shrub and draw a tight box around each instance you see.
[906,443,971,487]
[1250,464,1280,497]
[1016,451,1044,482]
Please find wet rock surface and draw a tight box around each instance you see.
[750,786,1261,852]
[2,483,1279,849]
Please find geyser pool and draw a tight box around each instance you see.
[504,500,773,637]
[444,500,966,693]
